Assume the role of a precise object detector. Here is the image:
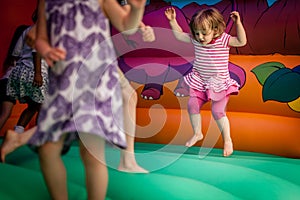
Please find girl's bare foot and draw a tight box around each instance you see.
[118,151,149,173]
[185,134,203,147]
[0,130,21,163]
[223,141,233,157]
[118,163,149,173]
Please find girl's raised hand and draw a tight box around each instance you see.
[230,11,241,23]
[165,7,176,21]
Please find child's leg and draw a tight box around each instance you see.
[216,116,233,157]
[185,96,205,147]
[79,133,107,200]
[0,101,14,130]
[15,100,41,132]
[0,100,41,162]
[0,126,37,162]
[38,135,68,200]
[118,81,148,173]
[211,96,233,157]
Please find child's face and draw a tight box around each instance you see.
[194,25,215,45]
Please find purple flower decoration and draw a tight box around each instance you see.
[107,65,118,90]
[97,97,112,117]
[61,33,96,60]
[76,63,90,89]
[49,95,71,119]
[80,4,106,30]
[97,33,114,60]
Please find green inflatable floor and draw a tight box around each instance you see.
[1,140,300,200]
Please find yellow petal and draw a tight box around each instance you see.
[288,97,300,112]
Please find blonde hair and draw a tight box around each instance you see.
[189,7,226,40]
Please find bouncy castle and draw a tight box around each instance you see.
[0,0,300,199]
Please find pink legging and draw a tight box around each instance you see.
[188,94,229,120]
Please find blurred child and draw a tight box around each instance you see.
[31,0,146,199]
[1,0,155,175]
[117,0,155,173]
[1,8,48,150]
[6,24,48,135]
[0,25,29,131]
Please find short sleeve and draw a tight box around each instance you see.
[221,32,231,47]
[12,31,25,57]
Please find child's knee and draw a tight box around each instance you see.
[211,96,229,120]
[212,110,226,120]
[187,97,200,114]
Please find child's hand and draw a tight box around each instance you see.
[230,11,241,23]
[44,48,66,67]
[165,7,176,21]
[33,73,43,87]
[35,38,66,67]
[140,25,155,42]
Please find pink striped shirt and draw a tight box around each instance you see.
[184,32,239,93]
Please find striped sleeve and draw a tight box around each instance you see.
[221,33,231,48]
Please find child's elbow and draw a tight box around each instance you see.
[241,39,247,46]
[238,38,247,47]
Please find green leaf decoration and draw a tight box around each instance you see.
[251,62,286,85]
[263,68,300,102]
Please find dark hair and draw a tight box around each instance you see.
[32,8,38,23]
[1,25,29,75]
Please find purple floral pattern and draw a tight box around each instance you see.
[59,33,96,60]
[28,0,126,150]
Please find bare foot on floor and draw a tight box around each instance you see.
[0,130,20,163]
[118,163,149,173]
[118,152,149,173]
[223,141,233,157]
[185,134,203,147]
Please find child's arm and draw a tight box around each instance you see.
[228,11,247,47]
[27,26,43,87]
[32,52,43,87]
[120,3,155,42]
[139,22,155,42]
[102,0,146,35]
[35,0,66,67]
[26,25,36,49]
[165,7,190,43]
